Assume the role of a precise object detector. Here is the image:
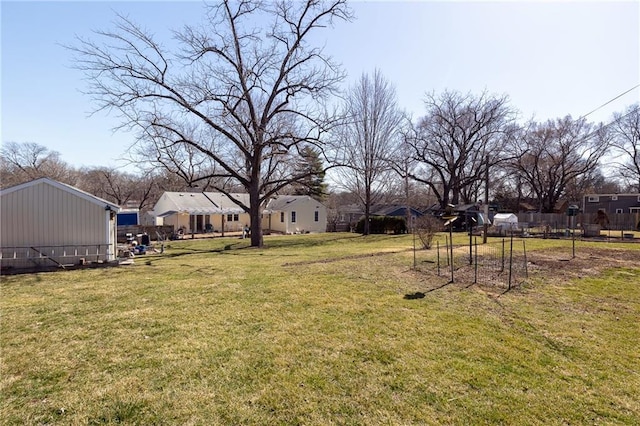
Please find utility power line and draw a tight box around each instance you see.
[579,84,640,120]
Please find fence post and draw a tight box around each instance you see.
[474,237,478,284]
[445,236,449,266]
[523,239,528,279]
[468,214,473,265]
[412,222,417,270]
[449,226,454,283]
[437,241,441,276]
[501,238,505,273]
[508,232,514,290]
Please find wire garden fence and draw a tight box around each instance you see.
[414,234,528,290]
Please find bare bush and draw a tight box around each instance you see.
[415,215,442,249]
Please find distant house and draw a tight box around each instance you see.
[331,204,424,232]
[371,205,424,220]
[0,178,120,270]
[152,192,249,234]
[264,195,327,234]
[152,192,327,235]
[583,193,640,215]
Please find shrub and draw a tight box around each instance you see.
[355,216,407,234]
[414,215,442,249]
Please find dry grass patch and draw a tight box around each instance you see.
[1,233,639,424]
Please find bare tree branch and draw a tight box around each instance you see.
[68,0,351,246]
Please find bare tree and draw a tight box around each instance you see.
[507,116,610,213]
[333,70,405,235]
[407,90,516,210]
[70,0,351,247]
[0,141,76,188]
[78,167,135,206]
[609,104,640,192]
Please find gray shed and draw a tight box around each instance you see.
[0,178,120,270]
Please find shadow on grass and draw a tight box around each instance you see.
[403,292,425,299]
[142,241,249,266]
[143,233,402,267]
[261,233,363,249]
[404,280,456,299]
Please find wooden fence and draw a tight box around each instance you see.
[117,225,175,243]
[515,212,640,232]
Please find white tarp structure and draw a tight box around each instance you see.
[492,213,518,231]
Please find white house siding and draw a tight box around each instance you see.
[208,213,251,233]
[152,192,327,235]
[267,196,327,234]
[0,179,118,269]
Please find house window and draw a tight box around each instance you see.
[616,209,623,214]
[227,213,239,222]
[611,195,618,201]
[314,211,319,222]
[291,211,296,223]
[588,196,599,202]
[280,212,284,223]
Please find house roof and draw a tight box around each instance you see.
[154,191,251,216]
[264,195,306,211]
[155,192,222,215]
[203,192,249,213]
[371,205,423,217]
[155,192,327,216]
[0,177,120,211]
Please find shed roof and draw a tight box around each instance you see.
[0,177,120,211]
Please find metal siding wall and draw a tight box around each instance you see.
[1,182,107,247]
[1,191,18,246]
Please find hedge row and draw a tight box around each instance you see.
[355,216,407,234]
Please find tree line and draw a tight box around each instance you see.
[3,1,639,245]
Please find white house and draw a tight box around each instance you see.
[0,178,120,270]
[264,195,327,234]
[152,191,250,234]
[152,192,327,235]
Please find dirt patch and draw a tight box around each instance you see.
[525,247,640,281]
[409,244,640,297]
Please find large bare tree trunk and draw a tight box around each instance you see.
[70,0,352,247]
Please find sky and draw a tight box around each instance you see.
[2,0,639,171]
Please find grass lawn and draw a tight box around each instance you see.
[1,233,639,424]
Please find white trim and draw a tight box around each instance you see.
[588,196,599,202]
[106,210,113,260]
[611,195,618,201]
